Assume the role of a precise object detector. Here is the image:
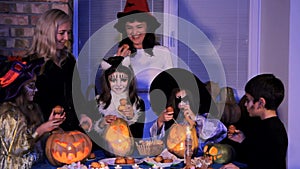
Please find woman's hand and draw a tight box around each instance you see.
[117,44,131,57]
[79,114,93,132]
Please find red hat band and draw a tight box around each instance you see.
[0,62,26,88]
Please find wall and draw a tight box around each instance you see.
[260,0,300,168]
[287,1,300,168]
[0,0,73,57]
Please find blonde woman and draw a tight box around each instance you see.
[24,9,85,132]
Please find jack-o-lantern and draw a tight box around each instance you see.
[203,143,235,164]
[45,130,92,166]
[166,124,198,158]
[103,118,134,156]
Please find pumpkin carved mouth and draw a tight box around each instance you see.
[103,118,134,156]
[46,130,92,166]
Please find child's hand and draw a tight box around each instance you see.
[79,114,93,132]
[122,105,134,119]
[159,109,174,123]
[182,105,196,126]
[227,128,245,143]
[49,105,66,121]
[36,118,65,136]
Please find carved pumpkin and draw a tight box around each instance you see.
[45,130,92,166]
[203,143,235,164]
[103,118,134,156]
[166,124,198,158]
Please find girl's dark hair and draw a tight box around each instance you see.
[164,88,197,130]
[99,57,140,109]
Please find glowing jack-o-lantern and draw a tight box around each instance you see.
[103,118,134,156]
[166,124,198,158]
[45,130,92,166]
[203,143,235,164]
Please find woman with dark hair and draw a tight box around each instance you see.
[113,0,173,93]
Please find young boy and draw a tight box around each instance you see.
[221,74,288,169]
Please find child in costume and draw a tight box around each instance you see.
[0,59,65,168]
[81,56,145,139]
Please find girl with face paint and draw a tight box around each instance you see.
[83,57,145,140]
[0,60,65,168]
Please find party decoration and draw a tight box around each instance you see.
[103,118,134,156]
[203,143,235,164]
[166,124,198,158]
[45,130,92,166]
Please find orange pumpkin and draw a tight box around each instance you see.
[203,143,235,164]
[45,130,92,166]
[166,124,198,158]
[103,118,134,156]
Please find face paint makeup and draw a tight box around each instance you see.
[108,72,129,94]
[23,81,37,101]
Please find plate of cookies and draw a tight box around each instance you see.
[99,157,142,166]
[143,149,183,167]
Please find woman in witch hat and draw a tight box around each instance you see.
[113,0,174,91]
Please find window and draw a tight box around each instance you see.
[74,0,259,99]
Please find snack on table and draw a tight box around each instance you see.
[88,152,96,159]
[162,158,173,163]
[114,156,136,164]
[125,156,135,164]
[153,155,163,163]
[90,161,109,169]
[115,157,126,164]
[153,155,174,163]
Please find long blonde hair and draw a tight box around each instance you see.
[27,9,71,61]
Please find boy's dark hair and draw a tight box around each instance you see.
[245,74,284,110]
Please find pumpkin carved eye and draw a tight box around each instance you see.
[45,130,92,166]
[208,146,218,156]
[203,143,235,164]
[103,118,134,157]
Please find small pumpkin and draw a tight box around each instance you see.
[203,143,235,164]
[103,118,134,156]
[45,130,92,166]
[166,124,198,158]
